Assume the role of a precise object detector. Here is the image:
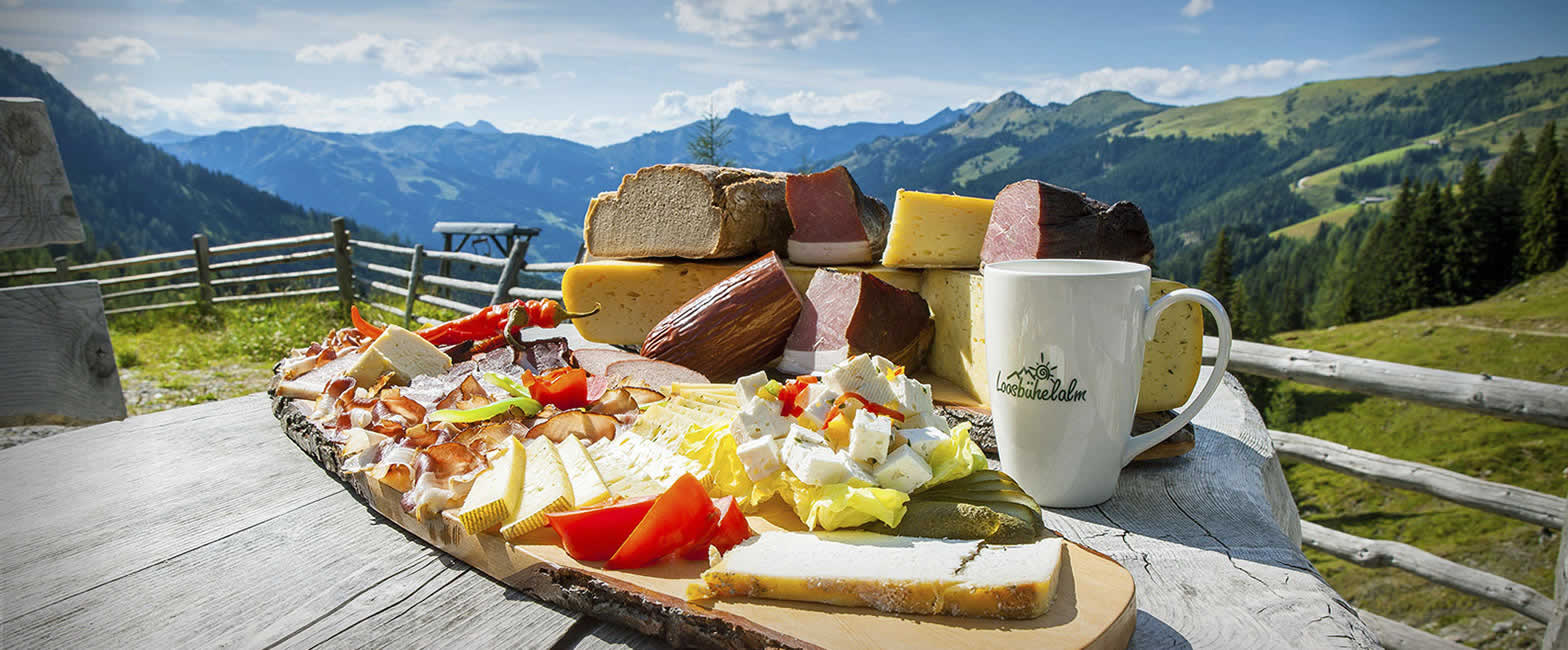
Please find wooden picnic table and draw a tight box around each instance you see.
[0,366,1378,648]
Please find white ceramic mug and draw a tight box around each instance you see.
[982,259,1233,508]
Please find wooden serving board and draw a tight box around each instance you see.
[918,372,1197,462]
[274,395,1137,649]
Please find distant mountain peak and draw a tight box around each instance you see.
[442,120,502,134]
[991,91,1036,109]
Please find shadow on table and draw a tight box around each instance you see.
[1136,611,1193,649]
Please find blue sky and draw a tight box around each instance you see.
[3,0,1565,146]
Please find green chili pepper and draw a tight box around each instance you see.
[637,399,666,412]
[429,396,542,423]
[484,372,532,398]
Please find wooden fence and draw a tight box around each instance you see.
[1204,338,1568,649]
[0,217,568,320]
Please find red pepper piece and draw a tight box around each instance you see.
[419,299,601,346]
[777,380,810,418]
[605,474,718,570]
[677,496,753,561]
[837,392,905,421]
[350,305,385,339]
[520,367,590,410]
[546,496,658,562]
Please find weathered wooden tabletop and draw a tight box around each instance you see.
[0,367,1378,648]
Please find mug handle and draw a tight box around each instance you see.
[1121,288,1232,465]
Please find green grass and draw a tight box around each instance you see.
[1271,202,1371,240]
[1266,267,1568,644]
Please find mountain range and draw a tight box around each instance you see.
[155,106,974,261]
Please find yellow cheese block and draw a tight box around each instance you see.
[563,260,922,346]
[881,190,995,268]
[918,271,1201,413]
[345,325,453,386]
[456,437,526,534]
[499,438,574,541]
[556,436,611,508]
[1139,279,1203,412]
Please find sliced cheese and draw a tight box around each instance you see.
[1139,279,1203,413]
[556,436,611,508]
[456,436,527,534]
[563,259,922,346]
[499,438,574,541]
[919,271,1201,412]
[344,325,452,386]
[881,190,995,268]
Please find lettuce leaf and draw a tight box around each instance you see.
[923,422,988,488]
[782,473,908,530]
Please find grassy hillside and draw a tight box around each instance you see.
[1266,266,1567,646]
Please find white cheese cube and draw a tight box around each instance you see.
[870,355,896,374]
[731,396,793,442]
[901,411,951,433]
[736,436,782,480]
[735,371,770,401]
[784,443,850,486]
[899,426,950,459]
[794,383,836,430]
[787,423,827,447]
[891,375,935,416]
[873,445,934,493]
[847,409,893,465]
[838,450,879,487]
[823,354,878,395]
[854,373,899,408]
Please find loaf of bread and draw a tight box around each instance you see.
[583,164,791,259]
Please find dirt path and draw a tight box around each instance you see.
[1405,320,1568,339]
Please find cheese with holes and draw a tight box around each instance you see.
[456,436,526,534]
[563,259,922,346]
[499,438,574,541]
[1139,279,1203,412]
[345,325,452,386]
[556,436,611,508]
[919,270,1201,412]
[880,190,995,268]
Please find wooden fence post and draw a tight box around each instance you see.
[1546,491,1566,649]
[490,237,527,305]
[404,244,424,328]
[52,256,70,283]
[192,234,213,310]
[330,218,354,319]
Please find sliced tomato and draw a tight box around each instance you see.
[605,474,717,570]
[545,496,656,562]
[677,496,753,560]
[521,367,590,410]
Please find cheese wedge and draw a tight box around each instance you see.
[344,325,452,386]
[881,190,995,268]
[692,531,1065,619]
[563,260,922,346]
[556,436,611,508]
[457,437,527,534]
[920,271,1202,412]
[499,438,575,541]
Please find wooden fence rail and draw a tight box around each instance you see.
[1204,337,1568,428]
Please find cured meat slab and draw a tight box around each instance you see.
[981,180,1154,265]
[273,391,1136,649]
[785,166,891,265]
[779,269,933,374]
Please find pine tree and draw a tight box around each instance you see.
[1520,151,1566,274]
[686,107,735,166]
[1456,157,1507,297]
[1354,219,1400,320]
[1531,121,1559,186]
[1199,229,1240,337]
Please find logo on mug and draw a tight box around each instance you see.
[997,354,1089,403]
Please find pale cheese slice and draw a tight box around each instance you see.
[456,437,526,534]
[344,325,452,386]
[499,438,574,541]
[556,436,611,508]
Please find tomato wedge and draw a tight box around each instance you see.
[677,496,753,560]
[545,496,656,562]
[605,474,717,570]
[521,367,590,410]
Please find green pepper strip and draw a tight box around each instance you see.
[484,372,531,398]
[428,396,543,423]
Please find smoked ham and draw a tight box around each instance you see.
[980,180,1154,265]
[641,252,803,381]
[778,269,934,375]
[785,166,891,265]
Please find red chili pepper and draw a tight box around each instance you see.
[606,474,718,570]
[546,496,658,562]
[350,305,385,339]
[417,299,601,346]
[520,367,590,410]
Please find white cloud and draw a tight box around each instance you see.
[1347,36,1440,62]
[451,93,500,111]
[296,33,541,82]
[1180,0,1213,17]
[22,50,70,73]
[335,81,437,113]
[1025,57,1331,104]
[671,0,879,49]
[72,36,159,65]
[93,73,131,84]
[79,80,467,132]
